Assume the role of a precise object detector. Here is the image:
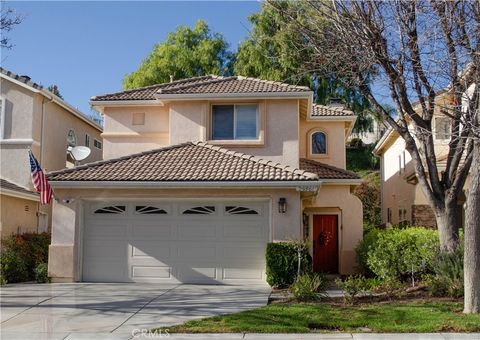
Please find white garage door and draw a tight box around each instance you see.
[82,200,270,283]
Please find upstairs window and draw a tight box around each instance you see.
[211,104,258,140]
[311,131,327,154]
[435,117,451,140]
[85,134,90,147]
[94,139,102,149]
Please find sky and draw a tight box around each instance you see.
[2,1,261,115]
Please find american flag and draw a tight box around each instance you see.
[29,151,53,204]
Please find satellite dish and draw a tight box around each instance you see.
[70,146,91,162]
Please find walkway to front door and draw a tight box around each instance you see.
[312,214,339,273]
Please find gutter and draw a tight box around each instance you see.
[49,180,322,190]
[1,188,40,201]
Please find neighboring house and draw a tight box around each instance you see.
[349,119,386,145]
[373,91,468,228]
[47,75,363,284]
[0,68,103,238]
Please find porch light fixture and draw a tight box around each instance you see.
[278,197,287,214]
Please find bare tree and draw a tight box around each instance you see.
[266,0,479,313]
[1,4,22,49]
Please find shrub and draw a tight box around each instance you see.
[0,233,51,284]
[34,263,50,283]
[366,227,438,283]
[266,241,312,288]
[346,144,379,172]
[290,273,327,301]
[354,172,381,227]
[426,245,464,297]
[355,228,382,276]
[335,275,370,304]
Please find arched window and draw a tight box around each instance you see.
[311,131,327,154]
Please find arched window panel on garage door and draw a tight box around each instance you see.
[225,206,259,215]
[93,205,126,214]
[182,206,216,215]
[135,205,168,215]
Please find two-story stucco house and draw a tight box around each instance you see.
[0,68,103,238]
[47,75,363,284]
[373,90,469,228]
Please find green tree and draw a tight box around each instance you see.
[47,84,63,99]
[123,20,232,89]
[234,1,377,134]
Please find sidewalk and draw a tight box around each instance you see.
[1,331,479,339]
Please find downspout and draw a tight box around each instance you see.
[37,94,54,232]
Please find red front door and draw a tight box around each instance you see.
[312,215,339,273]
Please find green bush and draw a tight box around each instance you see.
[355,228,382,276]
[346,144,379,172]
[0,233,51,284]
[34,263,50,283]
[364,227,439,282]
[335,275,370,304]
[266,242,312,288]
[290,273,327,301]
[426,245,464,297]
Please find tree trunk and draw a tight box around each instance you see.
[435,200,459,253]
[464,140,480,314]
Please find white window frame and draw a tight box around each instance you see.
[0,96,5,140]
[211,104,259,141]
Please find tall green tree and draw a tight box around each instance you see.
[123,20,232,89]
[234,1,379,134]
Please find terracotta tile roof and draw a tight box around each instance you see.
[0,68,43,90]
[92,76,311,101]
[47,142,318,182]
[299,158,361,180]
[311,104,355,117]
[0,179,39,197]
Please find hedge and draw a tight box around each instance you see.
[0,232,51,283]
[356,227,439,281]
[266,242,312,288]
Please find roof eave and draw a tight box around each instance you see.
[1,188,40,201]
[49,180,321,190]
[306,115,357,122]
[90,99,162,107]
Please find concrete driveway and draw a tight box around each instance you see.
[0,282,271,339]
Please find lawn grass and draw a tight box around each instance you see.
[155,300,480,333]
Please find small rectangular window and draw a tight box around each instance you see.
[94,139,102,149]
[211,104,258,140]
[435,117,451,140]
[132,112,145,125]
[85,134,90,147]
[398,155,402,175]
[387,208,392,223]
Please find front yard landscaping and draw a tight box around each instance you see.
[157,299,480,333]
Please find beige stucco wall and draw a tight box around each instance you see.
[102,105,169,159]
[49,187,301,282]
[0,77,103,235]
[299,119,347,168]
[101,99,300,167]
[304,184,363,274]
[379,128,469,226]
[0,194,38,237]
[40,100,102,172]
